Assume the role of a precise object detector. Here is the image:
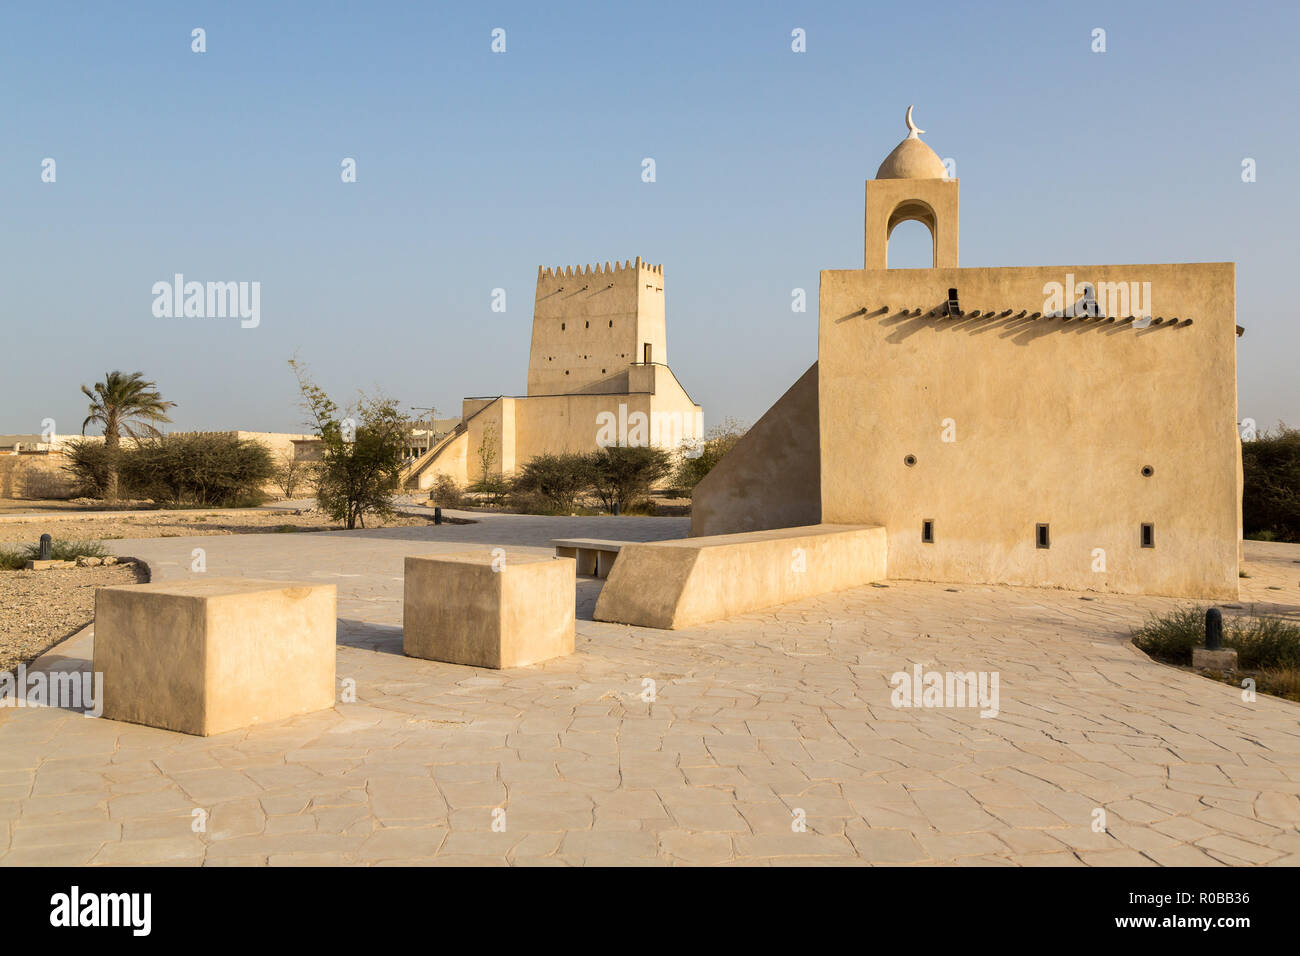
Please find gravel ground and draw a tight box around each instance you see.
[0,497,159,514]
[0,507,441,546]
[0,561,148,671]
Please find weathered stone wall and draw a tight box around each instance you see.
[0,453,80,499]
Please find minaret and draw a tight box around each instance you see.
[863,106,959,269]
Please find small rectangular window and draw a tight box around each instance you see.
[1141,523,1155,548]
[1035,523,1050,549]
[921,520,934,544]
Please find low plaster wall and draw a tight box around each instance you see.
[593,523,886,629]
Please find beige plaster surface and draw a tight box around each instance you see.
[404,552,575,669]
[865,178,959,269]
[453,369,700,485]
[595,524,887,629]
[690,362,821,537]
[528,259,666,396]
[409,429,468,491]
[1,516,1297,866]
[819,263,1240,599]
[93,577,336,737]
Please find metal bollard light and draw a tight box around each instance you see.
[434,506,443,526]
[613,502,620,516]
[1205,607,1223,651]
[39,533,52,561]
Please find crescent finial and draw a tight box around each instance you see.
[905,104,924,139]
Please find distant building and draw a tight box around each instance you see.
[168,431,315,460]
[403,257,702,490]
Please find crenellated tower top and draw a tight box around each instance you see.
[527,256,668,395]
[537,257,663,280]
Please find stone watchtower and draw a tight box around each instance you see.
[527,257,667,395]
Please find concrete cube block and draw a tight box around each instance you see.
[404,552,575,668]
[93,577,337,736]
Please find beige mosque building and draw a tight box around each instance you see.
[688,107,1242,601]
[403,257,702,489]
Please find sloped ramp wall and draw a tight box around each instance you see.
[689,362,821,537]
[410,429,469,490]
[593,524,886,629]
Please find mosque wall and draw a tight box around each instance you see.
[818,262,1241,599]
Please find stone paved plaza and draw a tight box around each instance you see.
[2,512,1299,866]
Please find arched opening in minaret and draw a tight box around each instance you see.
[885,198,938,269]
[887,220,934,268]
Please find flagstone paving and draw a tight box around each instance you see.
[2,512,1298,866]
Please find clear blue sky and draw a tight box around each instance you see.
[3,0,1296,436]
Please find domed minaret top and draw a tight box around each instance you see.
[874,105,948,180]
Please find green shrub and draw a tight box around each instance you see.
[291,360,409,530]
[62,439,116,498]
[272,452,316,500]
[587,445,671,513]
[225,490,271,509]
[1131,607,1205,664]
[429,474,465,508]
[513,453,592,513]
[1232,615,1300,669]
[467,422,512,507]
[120,434,274,507]
[1243,424,1300,542]
[673,418,747,497]
[0,538,109,570]
[469,472,512,507]
[1133,606,1300,669]
[505,489,567,516]
[43,538,109,561]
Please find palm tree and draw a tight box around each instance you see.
[80,371,176,501]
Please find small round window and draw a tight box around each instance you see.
[904,454,917,467]
[1141,465,1154,478]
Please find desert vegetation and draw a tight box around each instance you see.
[0,537,109,571]
[78,370,176,501]
[291,359,409,529]
[448,445,674,516]
[1132,606,1300,702]
[63,433,273,508]
[1243,424,1300,543]
[672,417,748,497]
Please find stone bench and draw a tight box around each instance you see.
[404,551,575,668]
[93,577,337,736]
[550,538,626,578]
[594,524,887,629]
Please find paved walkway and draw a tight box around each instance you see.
[2,514,1298,866]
